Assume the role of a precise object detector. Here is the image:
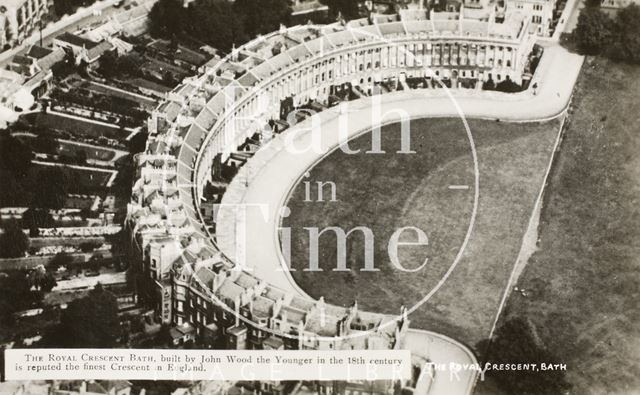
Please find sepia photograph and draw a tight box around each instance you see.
[0,0,638,393]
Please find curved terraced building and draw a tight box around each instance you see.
[128,8,538,393]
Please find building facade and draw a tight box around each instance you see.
[505,0,556,36]
[0,0,49,49]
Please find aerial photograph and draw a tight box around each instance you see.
[0,0,638,393]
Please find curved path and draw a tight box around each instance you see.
[215,45,583,395]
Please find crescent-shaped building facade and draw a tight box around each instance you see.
[127,7,538,392]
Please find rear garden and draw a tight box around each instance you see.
[22,112,128,145]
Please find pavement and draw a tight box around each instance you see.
[212,45,584,395]
[564,0,586,34]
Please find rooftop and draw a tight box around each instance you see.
[26,45,53,59]
[55,32,100,49]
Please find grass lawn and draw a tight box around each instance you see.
[86,81,158,110]
[476,58,640,394]
[17,134,117,162]
[30,164,113,195]
[23,112,125,141]
[57,141,117,162]
[284,116,561,348]
[63,167,113,190]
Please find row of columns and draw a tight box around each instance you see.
[196,38,524,190]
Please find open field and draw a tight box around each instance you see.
[476,58,640,394]
[284,116,561,347]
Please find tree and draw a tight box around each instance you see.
[496,76,522,93]
[98,50,118,78]
[607,4,640,63]
[573,8,613,55]
[233,0,292,38]
[320,0,360,20]
[187,0,248,52]
[29,265,57,292]
[149,0,248,52]
[0,135,32,177]
[49,252,74,270]
[29,166,69,210]
[32,133,58,155]
[99,51,142,79]
[74,149,87,165]
[483,317,571,394]
[482,78,496,91]
[128,131,148,155]
[0,271,40,343]
[149,0,187,37]
[0,220,29,258]
[0,170,31,207]
[43,284,120,348]
[22,208,55,231]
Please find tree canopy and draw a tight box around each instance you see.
[28,265,57,292]
[0,271,41,343]
[496,76,523,93]
[52,0,99,17]
[484,317,571,394]
[49,252,74,270]
[233,0,292,38]
[23,208,55,232]
[607,4,640,63]
[43,284,120,348]
[98,51,143,79]
[573,7,614,55]
[0,220,29,259]
[149,0,291,53]
[573,4,640,63]
[0,135,32,177]
[29,166,69,210]
[320,0,360,20]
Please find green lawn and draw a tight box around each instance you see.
[24,112,125,142]
[284,116,561,347]
[18,134,117,162]
[476,58,640,394]
[30,164,112,195]
[57,141,117,162]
